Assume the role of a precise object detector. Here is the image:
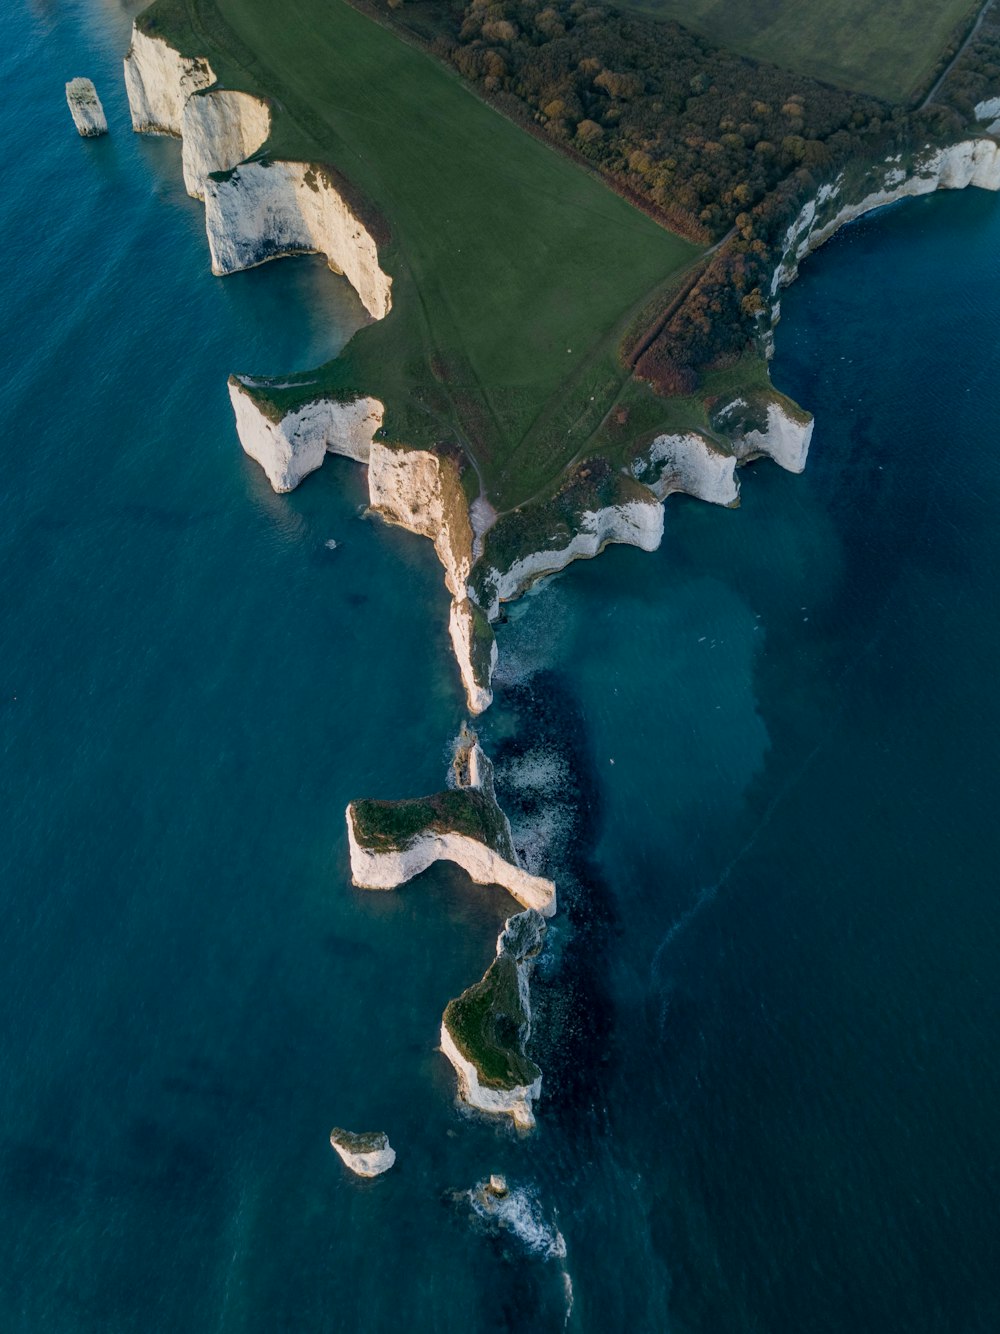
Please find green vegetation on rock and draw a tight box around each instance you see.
[351,788,515,860]
[444,952,541,1090]
[139,0,699,511]
[329,1128,389,1154]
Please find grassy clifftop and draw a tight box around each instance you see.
[351,789,515,859]
[140,0,699,511]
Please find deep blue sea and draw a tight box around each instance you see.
[3,2,1000,1330]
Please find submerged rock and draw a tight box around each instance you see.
[329,1127,395,1178]
[65,79,107,137]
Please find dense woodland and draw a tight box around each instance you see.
[383,0,994,390]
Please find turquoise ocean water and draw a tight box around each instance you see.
[3,2,1000,1329]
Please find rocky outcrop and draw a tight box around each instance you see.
[631,430,739,504]
[732,400,813,474]
[771,140,1000,304]
[124,24,214,135]
[440,1021,540,1130]
[367,445,471,596]
[440,908,547,1130]
[228,380,383,492]
[476,495,663,621]
[124,22,391,322]
[346,808,556,915]
[976,97,1000,134]
[711,395,814,475]
[329,1128,395,1177]
[204,161,391,320]
[347,728,556,915]
[449,598,497,715]
[366,443,494,714]
[181,90,271,199]
[227,380,490,710]
[66,79,107,137]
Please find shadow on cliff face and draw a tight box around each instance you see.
[490,668,619,1134]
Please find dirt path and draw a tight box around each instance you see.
[922,0,994,107]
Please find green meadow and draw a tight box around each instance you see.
[145,0,700,510]
[621,0,980,103]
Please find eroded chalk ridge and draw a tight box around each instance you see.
[348,726,555,1128]
[124,10,1000,1176]
[122,19,819,719]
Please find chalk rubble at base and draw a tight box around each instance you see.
[66,79,107,137]
[329,1128,395,1178]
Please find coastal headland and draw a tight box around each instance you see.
[124,0,1000,1143]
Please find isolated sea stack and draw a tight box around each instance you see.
[65,79,107,137]
[329,1128,395,1178]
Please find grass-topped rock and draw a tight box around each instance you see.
[440,909,547,1130]
[329,1128,396,1177]
[346,730,556,916]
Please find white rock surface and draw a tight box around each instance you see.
[204,161,391,320]
[732,402,813,475]
[65,79,107,137]
[123,24,214,134]
[449,598,496,715]
[124,23,390,322]
[479,498,663,619]
[229,380,383,492]
[367,444,470,595]
[975,96,1000,133]
[329,1129,395,1178]
[181,89,271,199]
[636,431,739,504]
[346,807,557,916]
[772,140,1000,301]
[439,1020,540,1131]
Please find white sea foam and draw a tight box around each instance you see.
[501,747,569,796]
[469,1181,567,1260]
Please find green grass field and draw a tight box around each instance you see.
[622,0,980,103]
[147,0,700,510]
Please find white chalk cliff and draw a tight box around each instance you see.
[771,140,1000,304]
[124,21,391,321]
[440,908,547,1130]
[229,380,383,492]
[228,381,490,711]
[124,26,215,134]
[439,1020,541,1131]
[181,89,271,199]
[633,431,739,504]
[204,161,391,319]
[477,497,663,621]
[346,807,556,916]
[730,400,813,474]
[66,78,108,137]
